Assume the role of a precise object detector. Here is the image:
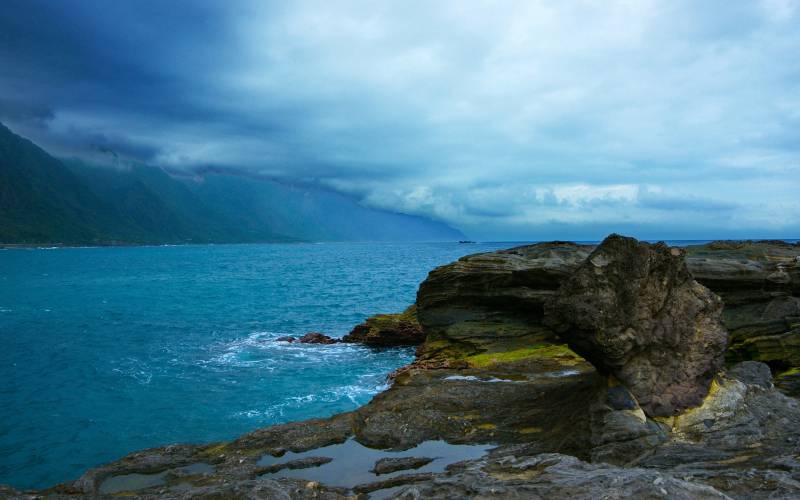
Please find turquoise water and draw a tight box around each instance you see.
[0,242,511,490]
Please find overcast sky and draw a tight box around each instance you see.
[1,0,798,240]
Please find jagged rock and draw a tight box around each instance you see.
[275,336,296,343]
[545,235,729,416]
[342,305,425,346]
[416,242,593,360]
[297,332,337,344]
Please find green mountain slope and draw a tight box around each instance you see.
[0,123,465,244]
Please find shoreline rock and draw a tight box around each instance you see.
[545,235,728,416]
[342,305,425,347]
[298,332,338,344]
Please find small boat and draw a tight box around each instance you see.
[458,240,476,244]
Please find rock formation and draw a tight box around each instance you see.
[544,235,729,416]
[342,305,425,346]
[685,240,800,393]
[297,332,337,344]
[415,242,592,360]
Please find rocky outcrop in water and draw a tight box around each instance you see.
[298,332,337,344]
[545,235,728,416]
[342,305,425,347]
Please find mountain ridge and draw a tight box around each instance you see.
[0,123,465,245]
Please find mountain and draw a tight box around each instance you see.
[0,123,465,244]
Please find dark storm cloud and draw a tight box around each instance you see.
[1,0,799,239]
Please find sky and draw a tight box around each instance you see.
[1,0,799,240]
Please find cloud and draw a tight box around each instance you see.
[0,0,798,239]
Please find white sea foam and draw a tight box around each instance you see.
[443,375,521,383]
[545,369,581,378]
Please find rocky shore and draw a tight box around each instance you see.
[4,236,800,499]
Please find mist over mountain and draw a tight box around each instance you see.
[0,123,464,245]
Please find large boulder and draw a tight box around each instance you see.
[544,235,729,416]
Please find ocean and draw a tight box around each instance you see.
[0,242,512,489]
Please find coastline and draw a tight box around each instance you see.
[4,236,800,498]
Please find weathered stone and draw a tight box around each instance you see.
[416,242,593,359]
[297,332,337,344]
[254,456,332,475]
[371,456,434,475]
[342,305,425,346]
[726,360,773,388]
[685,240,800,380]
[545,234,729,416]
[588,382,669,465]
[393,453,729,499]
[775,367,800,397]
[353,472,435,494]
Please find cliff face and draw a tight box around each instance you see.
[685,240,800,395]
[415,242,592,360]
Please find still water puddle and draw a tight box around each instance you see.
[257,438,493,493]
[98,462,215,494]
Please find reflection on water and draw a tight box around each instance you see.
[258,438,493,490]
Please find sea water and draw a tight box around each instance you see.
[0,242,511,489]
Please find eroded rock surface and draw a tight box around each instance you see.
[545,234,728,416]
[298,332,337,344]
[415,242,593,360]
[685,240,800,383]
[342,305,425,347]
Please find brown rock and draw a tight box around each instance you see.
[342,305,425,346]
[545,234,729,416]
[298,332,337,344]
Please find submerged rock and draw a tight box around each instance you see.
[545,234,729,417]
[254,456,332,475]
[371,456,434,475]
[342,305,425,346]
[298,332,337,344]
